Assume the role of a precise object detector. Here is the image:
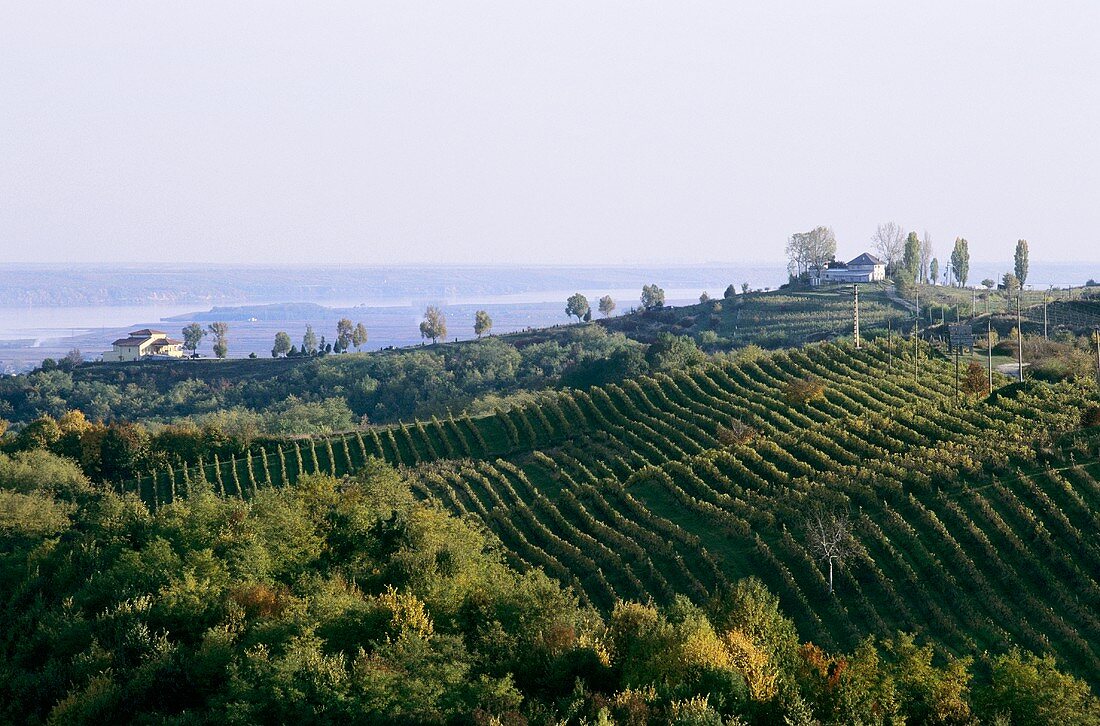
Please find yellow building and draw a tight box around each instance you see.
[104,329,185,362]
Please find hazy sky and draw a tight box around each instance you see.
[2,2,1098,265]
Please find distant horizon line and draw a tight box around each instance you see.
[3,259,1099,268]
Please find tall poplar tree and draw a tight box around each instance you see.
[951,238,970,287]
[1015,239,1029,286]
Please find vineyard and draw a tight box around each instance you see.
[604,284,913,348]
[123,340,1100,683]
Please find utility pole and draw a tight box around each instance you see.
[853,285,860,349]
[1094,327,1100,387]
[1016,295,1024,381]
[1043,292,1049,340]
[954,344,960,407]
[913,318,919,386]
[972,288,976,318]
[887,319,892,369]
[987,320,993,394]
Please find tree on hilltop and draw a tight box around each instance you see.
[336,318,353,353]
[598,295,616,317]
[640,284,665,310]
[182,323,206,356]
[920,232,934,283]
[271,331,291,358]
[951,238,970,287]
[207,322,229,359]
[474,310,492,338]
[565,293,590,322]
[900,231,921,283]
[786,226,837,279]
[724,284,737,299]
[352,322,368,351]
[419,306,447,344]
[871,222,905,272]
[302,325,318,355]
[1015,239,1029,286]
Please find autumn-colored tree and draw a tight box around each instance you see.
[962,361,988,396]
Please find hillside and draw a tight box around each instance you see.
[121,340,1100,685]
[3,285,912,429]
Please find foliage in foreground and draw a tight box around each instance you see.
[2,457,1098,724]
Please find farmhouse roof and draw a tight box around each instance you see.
[112,336,149,346]
[129,329,166,336]
[848,252,885,266]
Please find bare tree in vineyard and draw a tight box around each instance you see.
[806,507,852,595]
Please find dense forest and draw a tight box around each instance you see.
[3,456,1098,724]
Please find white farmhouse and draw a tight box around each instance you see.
[103,329,185,362]
[813,252,887,285]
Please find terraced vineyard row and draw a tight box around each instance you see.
[120,339,1100,682]
[408,344,1100,681]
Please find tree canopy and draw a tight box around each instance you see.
[565,293,590,322]
[474,310,492,338]
[640,284,665,311]
[786,226,837,279]
[419,306,448,343]
[271,331,292,357]
[1015,239,1029,286]
[951,238,970,287]
[182,323,206,355]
